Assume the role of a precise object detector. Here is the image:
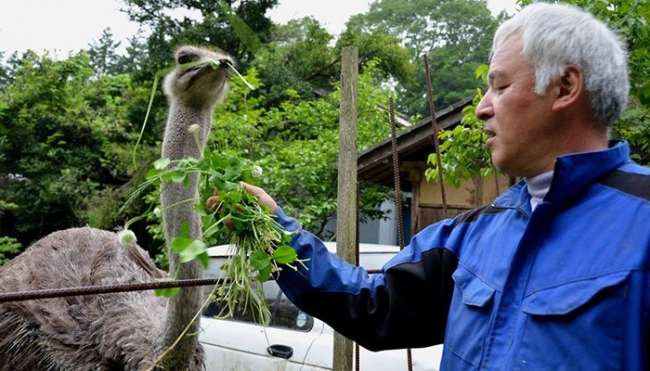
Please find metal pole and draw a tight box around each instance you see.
[388,97,414,371]
[423,55,449,217]
[0,278,225,304]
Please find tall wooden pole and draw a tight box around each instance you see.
[334,46,358,371]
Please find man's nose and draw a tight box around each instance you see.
[475,92,494,122]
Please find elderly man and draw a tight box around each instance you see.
[242,3,648,370]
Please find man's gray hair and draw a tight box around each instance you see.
[492,3,629,127]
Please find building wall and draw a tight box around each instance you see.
[413,172,511,233]
[419,174,511,207]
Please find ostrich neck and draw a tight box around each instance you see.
[161,103,212,253]
[158,103,213,370]
[162,104,213,160]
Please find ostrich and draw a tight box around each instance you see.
[0,45,232,370]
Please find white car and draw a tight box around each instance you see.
[199,242,443,371]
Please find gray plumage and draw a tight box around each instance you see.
[0,45,232,371]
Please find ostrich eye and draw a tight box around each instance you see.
[177,54,195,65]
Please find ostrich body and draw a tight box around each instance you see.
[0,46,231,371]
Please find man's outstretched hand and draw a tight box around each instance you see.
[206,181,278,215]
[239,182,279,212]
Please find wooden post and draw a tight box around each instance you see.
[334,46,358,371]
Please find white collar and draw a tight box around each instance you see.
[525,171,554,211]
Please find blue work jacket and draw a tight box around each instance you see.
[275,140,650,370]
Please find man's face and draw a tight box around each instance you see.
[476,35,558,177]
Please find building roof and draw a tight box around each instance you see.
[358,96,473,188]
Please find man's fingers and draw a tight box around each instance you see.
[240,181,278,212]
[206,195,220,210]
[240,181,261,194]
[205,194,235,230]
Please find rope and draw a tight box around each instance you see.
[0,278,227,304]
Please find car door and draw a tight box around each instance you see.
[200,279,329,371]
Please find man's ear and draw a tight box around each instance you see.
[552,65,584,111]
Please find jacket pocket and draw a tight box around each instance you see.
[445,266,496,367]
[515,271,630,371]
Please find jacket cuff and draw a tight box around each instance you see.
[273,207,301,233]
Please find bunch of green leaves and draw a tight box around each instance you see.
[141,151,297,324]
[200,154,297,323]
[206,184,296,324]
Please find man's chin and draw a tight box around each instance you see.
[490,153,512,176]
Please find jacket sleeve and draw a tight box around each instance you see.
[274,207,461,351]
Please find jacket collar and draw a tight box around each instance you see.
[493,140,631,209]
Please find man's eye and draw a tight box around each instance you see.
[495,84,510,93]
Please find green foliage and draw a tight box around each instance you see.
[0,51,158,245]
[0,0,512,265]
[252,16,416,111]
[425,65,492,186]
[88,28,123,75]
[0,199,17,210]
[614,106,650,165]
[252,17,338,104]
[0,236,21,266]
[336,28,416,86]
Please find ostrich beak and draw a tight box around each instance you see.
[218,58,237,78]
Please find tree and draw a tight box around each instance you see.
[0,50,25,89]
[250,16,415,111]
[0,52,9,88]
[336,28,416,87]
[345,0,499,114]
[251,17,338,105]
[88,28,123,75]
[0,52,156,246]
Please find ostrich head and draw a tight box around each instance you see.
[162,46,234,109]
